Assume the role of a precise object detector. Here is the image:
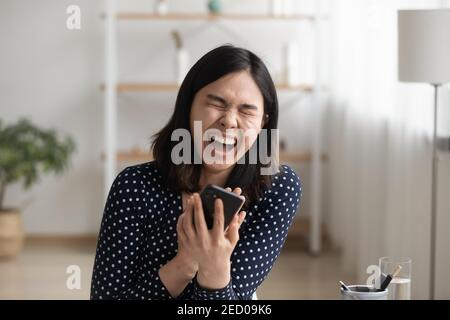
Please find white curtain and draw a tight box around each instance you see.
[326,0,450,299]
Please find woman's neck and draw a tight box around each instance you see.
[198,166,234,190]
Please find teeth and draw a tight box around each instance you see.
[208,134,235,145]
[216,135,235,145]
[211,139,234,152]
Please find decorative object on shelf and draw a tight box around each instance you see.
[397,9,450,299]
[171,30,190,85]
[283,42,301,86]
[0,118,76,258]
[154,0,169,16]
[207,0,222,14]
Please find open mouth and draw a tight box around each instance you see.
[210,135,236,150]
[204,133,238,161]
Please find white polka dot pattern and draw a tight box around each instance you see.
[90,162,301,300]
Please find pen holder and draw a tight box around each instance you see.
[340,285,388,300]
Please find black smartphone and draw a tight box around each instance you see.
[199,184,245,230]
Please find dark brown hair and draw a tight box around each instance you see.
[151,45,280,208]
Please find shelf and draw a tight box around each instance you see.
[118,83,179,92]
[275,83,314,92]
[101,83,313,93]
[116,12,315,21]
[104,149,327,163]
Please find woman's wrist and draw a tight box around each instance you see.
[158,254,198,298]
[197,263,231,290]
[173,252,198,279]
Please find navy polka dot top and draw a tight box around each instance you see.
[90,161,302,300]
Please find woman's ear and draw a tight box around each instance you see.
[261,114,269,128]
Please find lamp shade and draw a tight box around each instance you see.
[398,9,450,84]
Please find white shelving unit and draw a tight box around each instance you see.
[103,0,326,254]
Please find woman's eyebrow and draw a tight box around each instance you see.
[206,93,258,110]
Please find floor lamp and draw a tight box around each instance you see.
[398,9,450,300]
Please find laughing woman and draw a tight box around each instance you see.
[90,45,302,300]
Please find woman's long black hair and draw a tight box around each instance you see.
[151,45,279,207]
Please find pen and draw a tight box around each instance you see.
[380,265,402,291]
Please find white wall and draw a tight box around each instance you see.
[0,0,318,234]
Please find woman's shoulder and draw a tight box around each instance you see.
[245,164,302,222]
[119,160,159,175]
[112,161,164,189]
[270,164,301,192]
[258,164,302,204]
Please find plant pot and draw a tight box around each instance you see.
[0,209,25,258]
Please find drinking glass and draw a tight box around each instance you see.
[379,256,411,300]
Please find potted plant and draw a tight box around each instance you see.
[0,118,75,258]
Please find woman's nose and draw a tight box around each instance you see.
[219,111,238,129]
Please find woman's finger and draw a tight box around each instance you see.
[177,214,187,243]
[237,211,246,228]
[224,211,240,235]
[212,198,225,238]
[232,187,242,196]
[225,211,246,239]
[225,219,240,246]
[231,187,245,203]
[226,187,245,205]
[176,213,183,233]
[182,197,196,240]
[192,193,208,236]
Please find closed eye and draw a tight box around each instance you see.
[206,93,228,108]
[208,103,226,108]
[205,93,260,115]
[239,109,254,116]
[239,105,259,116]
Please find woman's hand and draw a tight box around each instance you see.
[158,194,202,298]
[177,188,246,290]
[174,198,199,278]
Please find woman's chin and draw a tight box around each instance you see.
[202,161,235,173]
